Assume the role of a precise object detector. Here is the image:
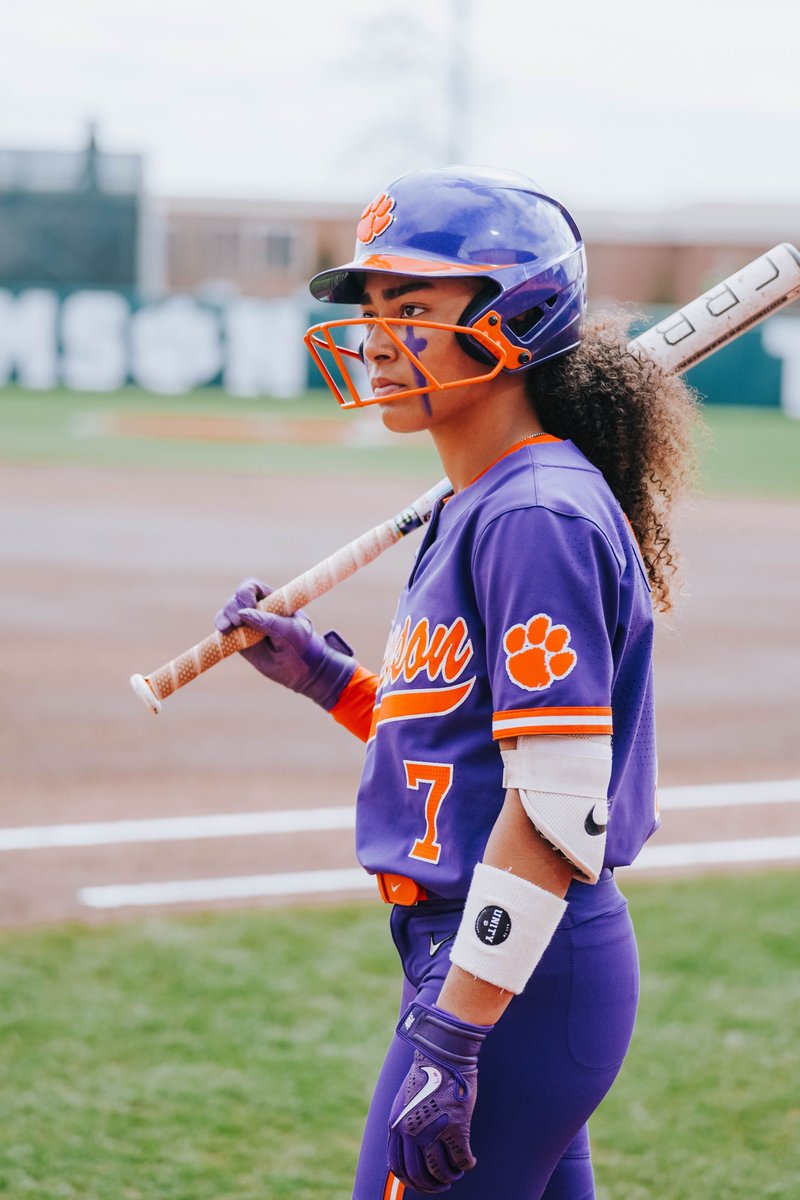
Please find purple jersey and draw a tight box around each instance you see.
[356,437,658,897]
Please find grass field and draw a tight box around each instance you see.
[0,872,797,1200]
[697,406,800,497]
[1,386,799,496]
[0,387,441,479]
[1,388,797,1198]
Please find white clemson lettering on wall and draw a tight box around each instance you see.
[0,289,308,397]
[0,288,58,388]
[61,291,129,391]
[763,317,800,419]
[0,288,797,414]
[130,297,222,394]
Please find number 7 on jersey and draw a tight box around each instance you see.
[404,761,454,864]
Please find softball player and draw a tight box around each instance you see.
[215,166,699,1198]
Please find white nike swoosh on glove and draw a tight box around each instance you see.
[429,932,456,956]
[390,1066,442,1128]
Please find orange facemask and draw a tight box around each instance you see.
[303,311,523,409]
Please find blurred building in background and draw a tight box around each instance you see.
[156,193,799,308]
[3,136,795,306]
[1,130,797,408]
[581,204,800,306]
[0,125,159,293]
[159,196,355,300]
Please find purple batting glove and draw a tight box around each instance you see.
[214,577,356,710]
[387,1001,493,1194]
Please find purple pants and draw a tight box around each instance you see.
[353,870,639,1200]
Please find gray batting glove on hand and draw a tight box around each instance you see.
[214,577,356,710]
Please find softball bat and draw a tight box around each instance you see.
[131,243,799,714]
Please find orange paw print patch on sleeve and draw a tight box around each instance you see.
[357,193,395,245]
[503,613,577,692]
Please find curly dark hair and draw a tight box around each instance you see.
[527,311,703,612]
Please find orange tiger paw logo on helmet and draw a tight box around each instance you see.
[503,614,577,691]
[357,193,395,245]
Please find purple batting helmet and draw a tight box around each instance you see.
[309,165,586,372]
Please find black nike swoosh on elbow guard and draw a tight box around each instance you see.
[584,807,607,836]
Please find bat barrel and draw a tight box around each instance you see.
[630,243,800,375]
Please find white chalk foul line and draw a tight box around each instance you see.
[78,835,800,910]
[0,806,356,851]
[657,778,800,810]
[627,834,800,870]
[3,779,800,852]
[79,868,373,909]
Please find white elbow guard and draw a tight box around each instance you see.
[501,735,612,883]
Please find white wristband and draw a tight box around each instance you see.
[449,862,568,994]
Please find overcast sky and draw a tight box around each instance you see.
[1,0,799,213]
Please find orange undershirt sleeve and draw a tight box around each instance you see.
[330,664,379,743]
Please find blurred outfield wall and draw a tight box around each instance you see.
[0,286,798,412]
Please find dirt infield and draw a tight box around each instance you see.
[93,411,354,444]
[1,462,798,927]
